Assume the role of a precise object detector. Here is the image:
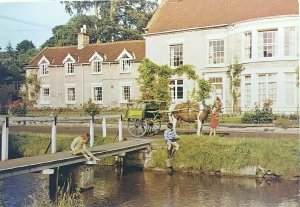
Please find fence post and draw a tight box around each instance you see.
[1,117,9,161]
[90,116,94,147]
[102,117,107,138]
[51,116,57,153]
[118,115,123,142]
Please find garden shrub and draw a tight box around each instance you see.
[83,98,100,116]
[5,100,27,117]
[274,118,293,129]
[242,101,275,124]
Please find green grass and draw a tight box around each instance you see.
[9,133,115,157]
[219,115,243,124]
[149,135,299,179]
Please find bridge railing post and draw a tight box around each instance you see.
[118,115,123,142]
[51,116,57,153]
[90,116,94,147]
[102,117,107,138]
[1,117,9,161]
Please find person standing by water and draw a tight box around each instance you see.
[71,132,100,161]
[164,123,180,158]
[209,110,220,136]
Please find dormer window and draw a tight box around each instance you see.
[40,64,49,75]
[89,52,104,74]
[93,60,102,73]
[63,54,76,75]
[38,56,50,76]
[120,56,131,73]
[66,62,75,74]
[116,49,134,73]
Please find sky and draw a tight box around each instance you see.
[0,0,72,50]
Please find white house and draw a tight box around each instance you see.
[144,0,299,114]
[26,28,145,108]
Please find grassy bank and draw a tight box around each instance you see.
[8,133,115,162]
[149,135,299,180]
[7,133,299,180]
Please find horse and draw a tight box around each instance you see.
[169,97,222,136]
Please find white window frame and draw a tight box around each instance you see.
[40,86,50,104]
[258,74,277,107]
[243,32,252,60]
[284,27,297,57]
[208,39,225,65]
[120,58,131,73]
[92,86,103,103]
[285,73,296,106]
[65,62,75,75]
[65,86,76,104]
[39,64,49,76]
[121,85,131,103]
[116,49,134,73]
[208,77,223,100]
[89,52,104,74]
[63,54,76,75]
[92,60,102,74]
[244,75,251,108]
[169,44,183,68]
[258,29,277,58]
[169,79,184,102]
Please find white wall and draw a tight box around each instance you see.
[145,15,299,113]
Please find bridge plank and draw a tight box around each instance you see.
[0,139,151,179]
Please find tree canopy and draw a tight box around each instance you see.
[0,41,38,77]
[42,0,158,48]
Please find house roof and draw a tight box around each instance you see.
[146,0,298,34]
[28,40,145,67]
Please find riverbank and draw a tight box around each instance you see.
[5,132,299,180]
[145,135,299,180]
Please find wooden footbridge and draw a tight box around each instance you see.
[0,115,153,180]
[0,139,152,179]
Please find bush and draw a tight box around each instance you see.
[5,100,27,117]
[242,101,275,124]
[274,118,293,129]
[83,98,100,116]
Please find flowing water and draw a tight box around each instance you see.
[0,166,299,207]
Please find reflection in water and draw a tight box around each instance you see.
[88,166,299,207]
[0,166,299,207]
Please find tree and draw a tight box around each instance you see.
[137,59,199,105]
[50,0,158,45]
[16,40,35,53]
[226,56,244,113]
[196,78,212,105]
[0,41,38,76]
[41,15,99,48]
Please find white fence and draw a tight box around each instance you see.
[0,115,123,161]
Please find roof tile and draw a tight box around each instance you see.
[28,40,145,67]
[147,0,298,33]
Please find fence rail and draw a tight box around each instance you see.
[0,115,123,161]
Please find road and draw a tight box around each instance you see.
[6,125,299,139]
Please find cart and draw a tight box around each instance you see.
[125,101,166,137]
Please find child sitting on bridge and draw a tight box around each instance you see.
[71,133,100,161]
[164,123,180,158]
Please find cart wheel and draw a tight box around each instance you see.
[148,120,161,135]
[127,119,148,137]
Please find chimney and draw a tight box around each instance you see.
[77,25,89,49]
